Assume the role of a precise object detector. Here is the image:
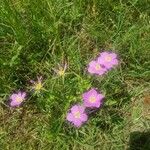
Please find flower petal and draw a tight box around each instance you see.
[97,94,104,101]
[88,67,95,74]
[10,100,21,107]
[73,119,83,127]
[111,59,118,65]
[21,92,26,99]
[111,53,117,59]
[66,113,74,122]
[93,101,101,108]
[18,92,22,98]
[80,113,88,122]
[70,105,79,113]
[10,94,17,101]
[77,105,85,113]
[71,105,84,114]
[100,52,109,57]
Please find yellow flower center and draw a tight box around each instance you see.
[105,56,112,62]
[95,64,101,70]
[74,111,81,119]
[35,82,42,90]
[58,69,65,76]
[89,96,96,103]
[16,97,23,102]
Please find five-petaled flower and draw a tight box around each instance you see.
[82,88,104,108]
[88,60,107,75]
[98,51,118,69]
[10,91,26,107]
[66,105,88,127]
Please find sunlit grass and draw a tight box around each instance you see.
[0,0,150,149]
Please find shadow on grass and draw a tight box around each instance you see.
[128,131,150,150]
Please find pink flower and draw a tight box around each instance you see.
[66,105,88,127]
[88,60,107,75]
[10,91,26,107]
[98,51,118,69]
[82,88,104,108]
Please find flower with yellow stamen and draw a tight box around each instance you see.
[66,105,88,127]
[53,63,67,77]
[30,76,43,92]
[82,88,104,108]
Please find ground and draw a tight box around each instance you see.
[0,0,150,149]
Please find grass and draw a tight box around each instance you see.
[0,0,150,149]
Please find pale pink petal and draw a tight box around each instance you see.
[88,60,107,75]
[77,105,85,113]
[97,69,107,75]
[18,92,22,98]
[97,94,104,101]
[71,105,79,113]
[111,59,118,65]
[100,52,109,57]
[110,53,117,59]
[89,60,96,67]
[83,100,91,107]
[73,119,83,127]
[88,61,97,73]
[10,100,21,107]
[80,114,88,122]
[89,88,98,95]
[83,89,98,100]
[66,113,74,122]
[104,63,113,69]
[88,67,95,74]
[82,93,88,100]
[83,89,95,105]
[10,94,17,101]
[97,57,106,65]
[93,101,101,108]
[21,92,26,99]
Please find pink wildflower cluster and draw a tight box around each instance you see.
[88,51,118,75]
[8,50,119,128]
[66,88,104,127]
[67,51,119,128]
